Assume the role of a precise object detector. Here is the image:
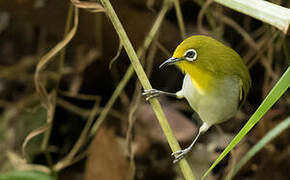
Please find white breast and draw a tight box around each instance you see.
[180,74,240,127]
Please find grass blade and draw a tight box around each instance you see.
[214,0,290,33]
[231,117,290,178]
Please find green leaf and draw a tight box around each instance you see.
[0,171,55,180]
[202,66,290,179]
[213,0,290,33]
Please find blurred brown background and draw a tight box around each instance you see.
[0,0,289,180]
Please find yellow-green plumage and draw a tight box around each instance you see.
[143,35,251,163]
[173,35,251,105]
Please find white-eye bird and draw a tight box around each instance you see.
[143,35,251,163]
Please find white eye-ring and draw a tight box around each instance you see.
[184,49,197,61]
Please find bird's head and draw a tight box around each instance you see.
[159,35,226,74]
[159,35,250,93]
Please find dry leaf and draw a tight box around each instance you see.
[22,123,51,159]
[34,7,78,100]
[7,151,50,173]
[70,0,105,13]
[85,128,132,180]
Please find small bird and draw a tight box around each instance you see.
[143,35,251,163]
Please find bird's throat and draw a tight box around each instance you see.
[177,62,213,94]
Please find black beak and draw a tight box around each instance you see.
[159,57,183,68]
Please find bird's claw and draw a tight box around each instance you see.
[171,148,191,163]
[142,89,161,101]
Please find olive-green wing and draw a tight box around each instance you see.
[238,76,251,107]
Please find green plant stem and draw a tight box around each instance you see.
[90,65,133,135]
[40,3,74,170]
[202,66,290,179]
[174,0,186,39]
[41,3,73,150]
[90,0,172,134]
[98,0,195,179]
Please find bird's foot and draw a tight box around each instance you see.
[142,89,161,101]
[171,147,191,163]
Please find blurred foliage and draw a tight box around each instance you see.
[0,0,289,180]
[0,171,55,180]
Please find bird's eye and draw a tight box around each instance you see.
[184,49,197,61]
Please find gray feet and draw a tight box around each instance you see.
[171,147,191,163]
[142,89,162,101]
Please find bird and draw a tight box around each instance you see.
[143,35,251,163]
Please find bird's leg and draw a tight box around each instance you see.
[171,130,201,163]
[142,89,184,101]
[171,123,209,163]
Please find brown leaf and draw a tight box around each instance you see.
[85,128,132,180]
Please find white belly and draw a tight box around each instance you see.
[181,74,240,127]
